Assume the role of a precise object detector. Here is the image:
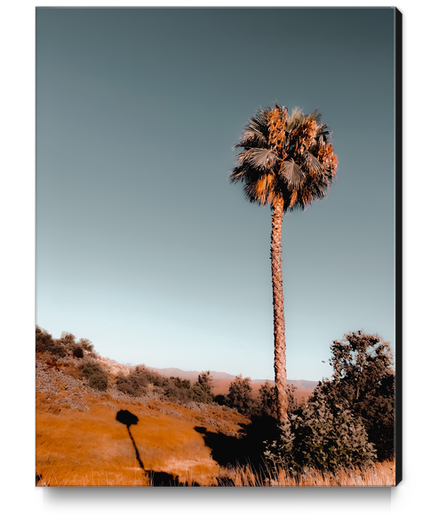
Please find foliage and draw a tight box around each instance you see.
[254,382,298,418]
[71,345,84,359]
[116,365,165,396]
[80,361,109,391]
[229,104,337,213]
[36,326,66,357]
[315,331,395,461]
[255,382,277,417]
[191,371,214,404]
[60,332,76,346]
[36,326,93,360]
[226,375,254,415]
[265,388,376,472]
[114,367,213,404]
[78,338,94,353]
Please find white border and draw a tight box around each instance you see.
[1,1,429,514]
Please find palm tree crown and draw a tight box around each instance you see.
[229,104,338,211]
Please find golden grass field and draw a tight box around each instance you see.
[36,353,395,487]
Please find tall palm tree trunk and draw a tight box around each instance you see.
[270,196,289,426]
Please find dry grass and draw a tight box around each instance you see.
[36,354,395,487]
[36,389,247,486]
[217,460,395,487]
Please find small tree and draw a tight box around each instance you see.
[315,330,395,461]
[191,371,214,404]
[256,381,297,418]
[227,375,254,415]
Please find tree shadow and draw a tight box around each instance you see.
[116,409,199,487]
[195,415,278,475]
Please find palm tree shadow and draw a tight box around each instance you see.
[116,409,199,486]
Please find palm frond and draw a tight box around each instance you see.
[230,102,337,211]
[229,165,248,184]
[234,108,271,149]
[281,159,304,187]
[302,152,324,175]
[247,148,278,170]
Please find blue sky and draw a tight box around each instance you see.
[36,7,397,381]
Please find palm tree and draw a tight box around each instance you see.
[229,104,337,426]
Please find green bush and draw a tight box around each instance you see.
[265,389,376,472]
[80,361,109,391]
[191,372,214,404]
[316,331,395,461]
[226,375,254,415]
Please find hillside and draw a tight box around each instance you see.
[35,336,395,487]
[36,350,250,486]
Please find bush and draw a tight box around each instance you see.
[316,331,395,461]
[71,345,84,359]
[51,343,67,358]
[116,369,148,397]
[191,372,214,404]
[36,326,92,359]
[80,361,109,391]
[36,326,56,353]
[60,332,76,346]
[78,338,94,353]
[226,375,254,415]
[265,389,376,472]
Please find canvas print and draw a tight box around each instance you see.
[35,7,401,487]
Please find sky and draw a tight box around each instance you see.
[35,7,397,381]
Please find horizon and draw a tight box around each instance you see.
[36,7,397,382]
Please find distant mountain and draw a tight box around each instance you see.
[149,367,235,382]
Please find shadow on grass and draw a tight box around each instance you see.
[194,415,278,484]
[116,409,200,487]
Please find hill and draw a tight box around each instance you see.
[35,342,394,487]
[36,350,249,486]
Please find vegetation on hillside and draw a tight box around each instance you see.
[36,326,395,486]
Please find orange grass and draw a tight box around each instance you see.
[36,390,247,486]
[217,461,395,487]
[36,354,395,487]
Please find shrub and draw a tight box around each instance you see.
[255,382,298,418]
[191,372,214,404]
[71,345,84,359]
[116,370,147,397]
[78,338,94,353]
[60,332,76,346]
[36,326,56,353]
[80,361,109,391]
[226,375,254,415]
[316,331,395,461]
[51,343,67,358]
[265,389,376,472]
